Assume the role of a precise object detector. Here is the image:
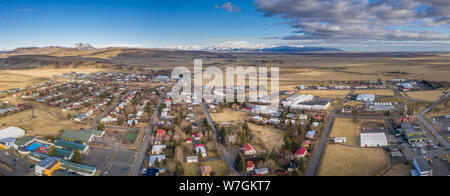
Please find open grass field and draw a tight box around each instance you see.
[354,89,395,96]
[248,123,284,151]
[405,90,444,102]
[318,118,390,176]
[384,163,411,176]
[298,90,351,98]
[200,160,230,176]
[426,97,450,117]
[0,68,111,91]
[182,162,200,176]
[0,102,84,136]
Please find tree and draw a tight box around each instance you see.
[66,114,72,120]
[97,122,105,131]
[235,152,246,172]
[154,158,160,168]
[71,150,83,164]
[270,148,276,160]
[175,162,184,176]
[197,151,203,161]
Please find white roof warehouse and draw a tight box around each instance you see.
[0,127,26,140]
[360,132,388,147]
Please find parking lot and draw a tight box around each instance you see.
[85,146,137,176]
[0,151,33,176]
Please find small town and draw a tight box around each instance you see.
[0,69,448,176]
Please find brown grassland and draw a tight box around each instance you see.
[404,90,444,102]
[317,118,390,176]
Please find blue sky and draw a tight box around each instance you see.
[0,0,449,51]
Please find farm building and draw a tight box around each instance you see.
[0,127,26,140]
[282,94,331,110]
[356,94,375,102]
[360,133,388,147]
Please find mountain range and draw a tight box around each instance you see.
[174,41,343,52]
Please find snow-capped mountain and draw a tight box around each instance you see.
[73,43,96,50]
[174,41,342,52]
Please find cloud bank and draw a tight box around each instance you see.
[254,0,450,41]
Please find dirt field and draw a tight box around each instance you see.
[405,90,444,102]
[210,110,249,123]
[318,118,390,176]
[354,89,395,96]
[298,90,351,98]
[248,123,284,151]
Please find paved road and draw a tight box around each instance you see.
[200,102,240,176]
[304,90,353,176]
[94,90,131,129]
[131,98,161,176]
[416,92,450,150]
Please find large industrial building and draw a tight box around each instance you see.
[282,94,331,110]
[360,132,388,147]
[0,127,26,140]
[356,94,375,102]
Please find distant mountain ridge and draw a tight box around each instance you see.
[174,41,343,52]
[73,43,96,50]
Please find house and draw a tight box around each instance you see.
[192,133,202,141]
[295,147,307,159]
[287,159,299,172]
[151,144,167,154]
[186,156,198,163]
[333,137,347,143]
[254,168,269,175]
[156,129,166,137]
[243,143,256,156]
[301,140,311,148]
[185,138,193,144]
[299,114,308,120]
[195,145,207,158]
[149,155,166,167]
[200,165,212,176]
[246,161,255,172]
[412,156,432,176]
[306,131,316,139]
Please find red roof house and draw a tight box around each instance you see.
[243,143,256,156]
[246,161,255,172]
[295,147,307,158]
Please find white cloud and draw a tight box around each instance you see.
[215,2,242,13]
